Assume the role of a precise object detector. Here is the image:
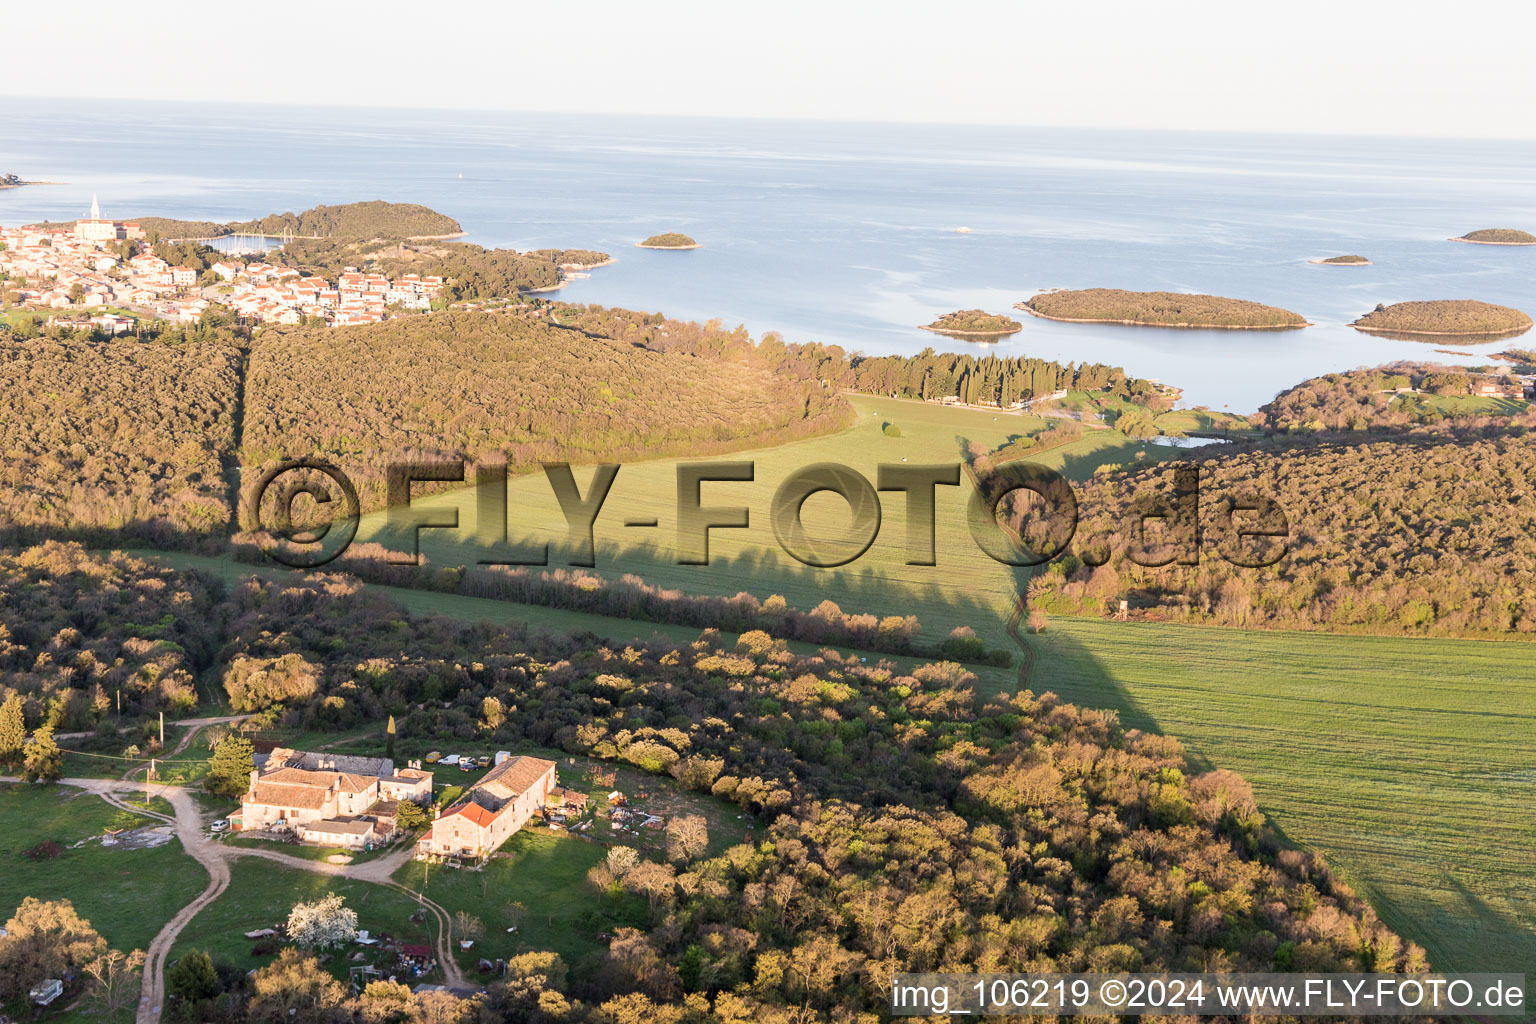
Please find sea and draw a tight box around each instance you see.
[5,98,1535,411]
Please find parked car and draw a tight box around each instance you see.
[425,751,442,763]
[209,819,229,833]
[439,754,460,766]
[459,759,476,772]
[477,755,492,768]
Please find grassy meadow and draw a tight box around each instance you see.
[0,783,206,955]
[169,858,436,975]
[394,830,649,969]
[354,394,1187,656]
[1035,618,1536,977]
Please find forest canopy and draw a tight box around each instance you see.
[1030,433,1536,635]
[0,331,240,548]
[240,310,851,511]
[1022,289,1309,329]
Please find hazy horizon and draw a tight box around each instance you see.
[10,0,1536,140]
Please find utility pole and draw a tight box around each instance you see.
[159,711,164,748]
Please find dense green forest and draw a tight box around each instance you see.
[240,311,853,512]
[1022,289,1309,329]
[0,546,1421,1022]
[837,347,1155,406]
[0,331,241,548]
[1351,299,1531,336]
[1028,432,1536,634]
[531,308,1152,407]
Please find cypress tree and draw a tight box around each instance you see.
[0,694,24,769]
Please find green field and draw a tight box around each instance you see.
[170,858,438,975]
[395,831,648,969]
[1035,617,1536,977]
[349,394,1186,656]
[0,783,206,955]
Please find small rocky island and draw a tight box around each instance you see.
[920,309,1023,337]
[1310,254,1372,265]
[1352,300,1532,338]
[1451,229,1536,245]
[637,232,700,249]
[1018,288,1309,329]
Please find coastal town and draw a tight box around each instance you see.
[0,198,444,330]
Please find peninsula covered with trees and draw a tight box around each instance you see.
[133,201,463,242]
[1452,228,1536,245]
[1352,299,1532,337]
[919,309,1023,336]
[1019,288,1309,328]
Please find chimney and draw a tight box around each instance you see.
[248,768,258,792]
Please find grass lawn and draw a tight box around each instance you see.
[1391,393,1532,417]
[394,830,648,969]
[0,782,205,954]
[171,858,436,977]
[1035,616,1536,978]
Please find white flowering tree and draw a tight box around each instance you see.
[286,893,358,950]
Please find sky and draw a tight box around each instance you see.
[10,0,1535,138]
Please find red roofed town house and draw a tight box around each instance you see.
[418,755,557,860]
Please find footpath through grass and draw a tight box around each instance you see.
[1035,616,1536,978]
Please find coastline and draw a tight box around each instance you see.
[406,231,468,241]
[635,242,701,250]
[1449,236,1536,246]
[523,259,616,294]
[1014,301,1312,330]
[1352,322,1533,338]
[918,323,1022,338]
[1308,258,1374,266]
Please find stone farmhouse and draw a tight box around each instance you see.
[234,748,433,847]
[418,755,557,860]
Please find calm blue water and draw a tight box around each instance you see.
[5,98,1534,410]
